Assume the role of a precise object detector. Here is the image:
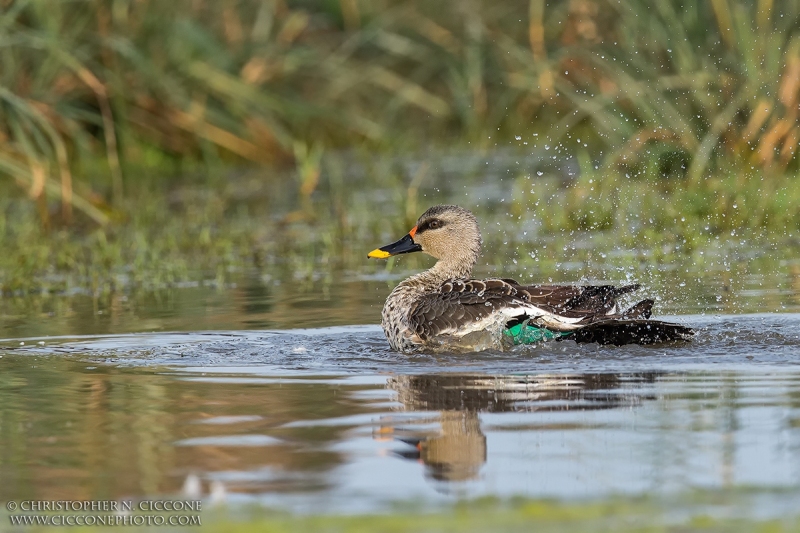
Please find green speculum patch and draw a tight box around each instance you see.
[503,323,573,345]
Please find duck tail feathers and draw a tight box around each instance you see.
[571,320,693,345]
[621,299,653,319]
[614,283,641,297]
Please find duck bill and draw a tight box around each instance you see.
[368,232,422,259]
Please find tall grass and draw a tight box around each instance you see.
[0,0,798,226]
[557,0,800,180]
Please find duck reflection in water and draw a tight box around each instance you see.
[378,373,660,486]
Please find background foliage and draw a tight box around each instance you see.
[2,0,799,223]
[1,0,800,296]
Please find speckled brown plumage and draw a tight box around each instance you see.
[371,205,692,353]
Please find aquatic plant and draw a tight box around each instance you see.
[2,0,798,227]
[556,0,800,178]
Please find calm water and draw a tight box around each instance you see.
[3,311,800,514]
[2,162,800,516]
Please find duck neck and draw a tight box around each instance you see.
[398,256,475,293]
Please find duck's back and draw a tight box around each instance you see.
[381,278,692,353]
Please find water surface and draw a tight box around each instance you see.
[2,162,800,517]
[3,314,800,515]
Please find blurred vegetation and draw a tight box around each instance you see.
[2,0,800,296]
[2,0,799,224]
[2,155,797,309]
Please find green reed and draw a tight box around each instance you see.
[1,0,798,227]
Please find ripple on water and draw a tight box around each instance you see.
[4,314,800,373]
[2,314,800,515]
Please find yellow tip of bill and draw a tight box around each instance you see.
[367,248,391,259]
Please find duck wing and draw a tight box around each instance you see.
[408,279,524,341]
[407,279,656,341]
[516,283,643,316]
[571,320,694,345]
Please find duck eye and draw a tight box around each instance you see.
[429,220,441,229]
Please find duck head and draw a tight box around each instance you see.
[368,205,482,266]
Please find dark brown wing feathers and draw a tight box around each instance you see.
[621,299,654,319]
[571,320,693,345]
[409,279,527,341]
[407,279,683,342]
